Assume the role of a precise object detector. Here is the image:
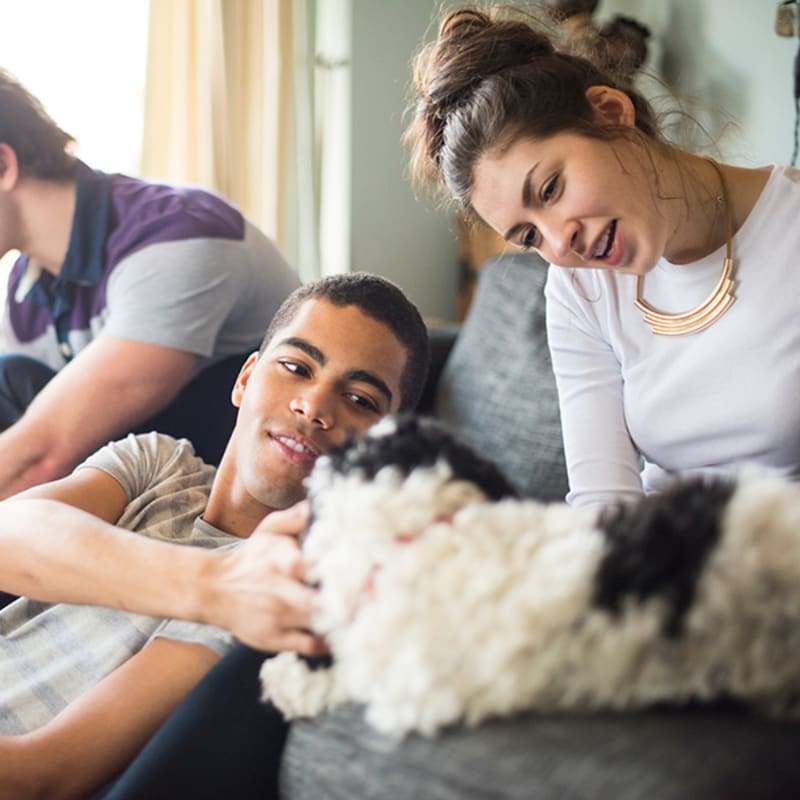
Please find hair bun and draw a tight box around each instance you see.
[420,7,555,118]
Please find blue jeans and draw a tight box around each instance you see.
[94,644,288,800]
[0,352,249,465]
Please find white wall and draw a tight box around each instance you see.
[586,0,798,165]
[349,0,459,322]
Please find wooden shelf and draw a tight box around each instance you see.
[457,217,513,320]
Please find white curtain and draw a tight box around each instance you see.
[311,0,351,279]
[141,0,351,281]
[285,0,351,281]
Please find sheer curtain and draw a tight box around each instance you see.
[141,0,350,281]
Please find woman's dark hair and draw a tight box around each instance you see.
[405,4,663,213]
[0,68,76,180]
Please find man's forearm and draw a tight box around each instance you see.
[0,498,215,621]
[0,737,35,799]
[0,497,325,652]
[0,423,65,500]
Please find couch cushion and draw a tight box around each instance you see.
[281,702,800,800]
[279,254,800,799]
[434,253,568,501]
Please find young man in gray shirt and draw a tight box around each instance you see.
[0,272,430,799]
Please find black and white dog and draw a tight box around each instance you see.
[261,415,800,737]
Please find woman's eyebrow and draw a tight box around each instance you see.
[504,164,541,241]
[521,162,540,207]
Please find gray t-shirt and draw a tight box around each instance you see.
[0,432,236,734]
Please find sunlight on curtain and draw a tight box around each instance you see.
[0,0,148,174]
[143,0,293,253]
[314,0,351,279]
[291,0,320,281]
[288,0,352,281]
[143,2,228,188]
[142,0,352,281]
[0,0,148,309]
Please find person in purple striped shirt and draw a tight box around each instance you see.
[0,68,299,504]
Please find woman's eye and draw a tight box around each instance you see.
[542,175,558,201]
[520,227,538,250]
[280,360,310,377]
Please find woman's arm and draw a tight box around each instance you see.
[545,269,644,508]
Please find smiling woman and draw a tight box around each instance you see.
[405,3,800,511]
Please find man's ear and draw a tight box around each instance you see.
[585,85,636,128]
[0,143,20,191]
[231,352,259,408]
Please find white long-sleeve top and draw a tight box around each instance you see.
[546,164,800,508]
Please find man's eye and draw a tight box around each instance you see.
[347,393,379,413]
[280,360,310,377]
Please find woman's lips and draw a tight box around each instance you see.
[592,220,624,268]
[591,220,616,258]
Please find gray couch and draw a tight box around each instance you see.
[280,254,800,799]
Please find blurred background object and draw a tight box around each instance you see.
[545,0,651,85]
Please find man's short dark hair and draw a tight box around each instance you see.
[260,273,431,412]
[0,68,76,180]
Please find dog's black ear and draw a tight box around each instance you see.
[594,477,735,636]
[416,416,518,501]
[321,414,517,501]
[319,429,359,479]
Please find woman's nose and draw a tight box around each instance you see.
[541,218,580,261]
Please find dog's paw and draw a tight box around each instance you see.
[260,652,335,718]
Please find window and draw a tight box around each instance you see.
[0,0,149,288]
[1,0,150,172]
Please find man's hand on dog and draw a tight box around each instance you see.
[203,501,328,655]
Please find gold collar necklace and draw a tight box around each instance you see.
[634,159,736,336]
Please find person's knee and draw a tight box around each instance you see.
[0,354,56,429]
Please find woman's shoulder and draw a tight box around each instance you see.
[734,164,800,247]
[747,163,800,202]
[770,163,800,182]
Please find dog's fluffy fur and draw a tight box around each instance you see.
[260,415,800,737]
